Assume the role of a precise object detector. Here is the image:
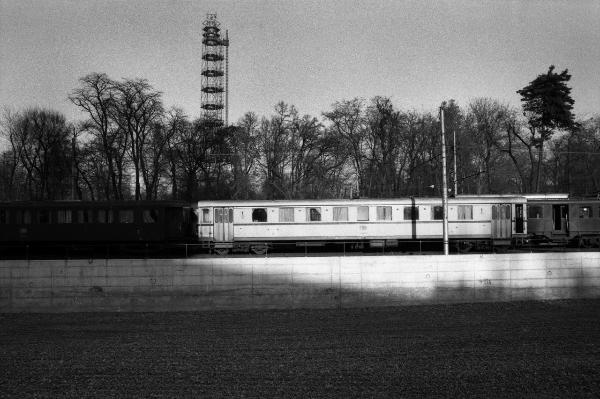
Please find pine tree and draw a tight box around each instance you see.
[517,65,577,191]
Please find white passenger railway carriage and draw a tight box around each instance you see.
[196,195,528,254]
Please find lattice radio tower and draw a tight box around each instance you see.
[201,13,229,127]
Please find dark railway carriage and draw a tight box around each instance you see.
[526,194,600,248]
[0,201,195,246]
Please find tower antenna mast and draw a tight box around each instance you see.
[201,13,229,127]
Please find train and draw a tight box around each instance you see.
[0,201,195,256]
[0,194,599,256]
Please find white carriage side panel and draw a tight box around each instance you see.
[197,206,214,242]
[234,222,415,241]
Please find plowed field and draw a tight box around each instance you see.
[1,300,599,398]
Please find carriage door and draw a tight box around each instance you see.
[515,204,524,234]
[552,205,569,234]
[214,207,234,245]
[492,204,512,242]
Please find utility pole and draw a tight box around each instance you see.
[453,129,458,196]
[71,127,77,200]
[440,104,449,255]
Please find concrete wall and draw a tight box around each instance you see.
[1,252,599,312]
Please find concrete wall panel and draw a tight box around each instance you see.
[1,252,599,312]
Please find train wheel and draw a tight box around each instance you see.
[214,248,230,256]
[250,244,268,255]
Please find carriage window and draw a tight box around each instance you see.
[118,209,134,223]
[0,209,7,224]
[16,210,32,224]
[279,207,294,222]
[252,208,267,222]
[201,209,210,223]
[57,210,72,224]
[307,207,321,222]
[579,206,593,218]
[376,206,392,221]
[457,205,473,220]
[77,209,93,223]
[333,207,348,221]
[357,206,369,221]
[37,210,50,224]
[432,206,444,220]
[97,209,114,223]
[528,205,543,219]
[500,205,510,219]
[403,206,419,220]
[143,209,158,223]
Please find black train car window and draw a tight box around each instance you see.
[252,208,267,222]
[432,206,444,220]
[307,208,321,222]
[579,206,593,218]
[119,210,134,224]
[143,209,158,223]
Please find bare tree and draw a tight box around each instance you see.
[1,108,71,199]
[111,78,164,200]
[256,102,294,199]
[69,73,130,199]
[163,107,190,199]
[464,98,510,193]
[323,98,368,196]
[230,112,260,199]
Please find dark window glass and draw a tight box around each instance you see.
[432,206,444,220]
[579,206,593,218]
[57,210,72,223]
[77,209,93,223]
[252,208,267,222]
[16,210,32,224]
[307,207,321,222]
[202,209,210,223]
[143,209,158,223]
[37,209,50,224]
[527,205,543,219]
[403,207,419,220]
[0,209,8,224]
[96,210,114,223]
[119,210,134,223]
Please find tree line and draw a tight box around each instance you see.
[1,67,598,202]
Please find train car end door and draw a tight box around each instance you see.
[515,203,525,234]
[552,204,569,235]
[214,207,234,250]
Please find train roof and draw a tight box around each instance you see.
[196,195,528,207]
[0,200,190,208]
[522,194,570,200]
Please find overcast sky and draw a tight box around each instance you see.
[1,0,599,128]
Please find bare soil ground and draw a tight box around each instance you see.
[1,299,599,398]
